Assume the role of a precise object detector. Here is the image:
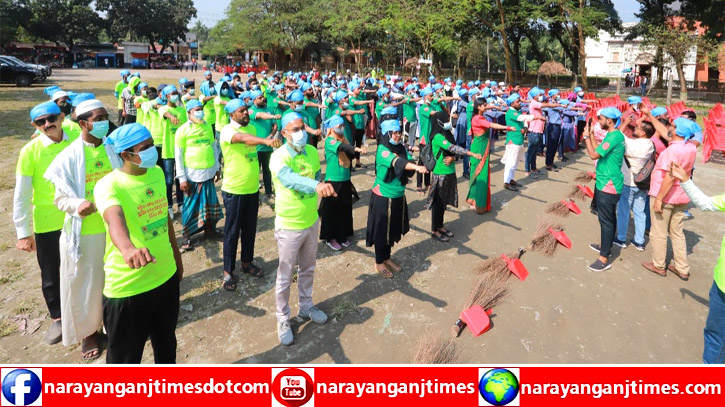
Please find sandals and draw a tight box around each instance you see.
[667,265,690,281]
[416,188,425,196]
[242,263,264,278]
[205,228,224,239]
[222,273,237,291]
[375,264,393,279]
[384,259,402,273]
[81,333,101,361]
[179,239,192,252]
[431,233,450,242]
[438,228,454,237]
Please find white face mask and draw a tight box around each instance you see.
[537,96,544,102]
[442,122,452,131]
[577,91,584,97]
[294,104,304,112]
[290,130,307,148]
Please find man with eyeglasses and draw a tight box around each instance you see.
[14,101,77,345]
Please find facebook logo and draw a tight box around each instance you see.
[1,369,42,406]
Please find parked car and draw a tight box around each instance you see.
[0,55,46,82]
[0,58,38,86]
[4,56,52,78]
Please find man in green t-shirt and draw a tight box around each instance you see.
[220,100,281,291]
[44,99,118,361]
[159,86,188,217]
[502,94,537,192]
[14,101,75,345]
[249,91,282,200]
[95,123,183,364]
[583,107,625,272]
[269,112,336,346]
[114,70,130,126]
[348,83,375,168]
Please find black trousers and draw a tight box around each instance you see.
[223,191,259,272]
[35,230,61,319]
[375,244,391,264]
[595,188,620,258]
[431,193,446,231]
[117,109,125,126]
[103,274,180,364]
[545,123,562,167]
[258,151,273,196]
[353,128,364,160]
[416,153,431,188]
[124,114,136,124]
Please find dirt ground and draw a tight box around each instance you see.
[0,69,723,364]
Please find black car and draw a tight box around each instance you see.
[2,55,51,78]
[0,57,37,86]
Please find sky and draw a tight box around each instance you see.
[191,0,641,27]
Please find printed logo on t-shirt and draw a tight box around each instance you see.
[382,150,390,158]
[602,142,610,150]
[330,139,336,145]
[95,160,104,169]
[146,188,155,198]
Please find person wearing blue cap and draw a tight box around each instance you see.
[541,89,568,168]
[582,107,626,272]
[366,119,427,277]
[44,99,119,361]
[402,86,422,149]
[303,83,325,145]
[348,84,374,167]
[220,99,282,291]
[95,123,184,363]
[249,91,282,200]
[114,71,131,126]
[134,82,150,127]
[526,88,559,177]
[327,91,363,147]
[283,90,323,146]
[158,86,187,219]
[60,92,93,140]
[199,70,217,134]
[642,117,697,280]
[121,76,141,125]
[174,98,223,252]
[180,80,196,107]
[502,94,535,191]
[415,87,438,193]
[270,113,335,346]
[319,115,367,251]
[213,80,234,135]
[14,101,77,345]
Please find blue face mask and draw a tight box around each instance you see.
[131,146,158,169]
[333,126,344,136]
[88,120,109,139]
[389,136,400,145]
[192,110,204,121]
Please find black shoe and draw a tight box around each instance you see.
[589,243,602,254]
[612,239,628,249]
[588,259,611,272]
[504,183,519,192]
[561,156,569,162]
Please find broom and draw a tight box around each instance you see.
[546,198,575,217]
[472,248,526,282]
[452,272,508,337]
[574,171,596,182]
[413,332,462,364]
[569,184,593,201]
[529,219,563,257]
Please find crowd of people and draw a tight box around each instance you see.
[12,66,725,364]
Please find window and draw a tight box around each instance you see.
[611,52,620,62]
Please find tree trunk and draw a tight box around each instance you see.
[676,60,688,102]
[576,0,589,91]
[495,0,513,82]
[511,33,522,79]
[653,48,664,89]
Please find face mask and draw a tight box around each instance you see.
[290,130,307,148]
[142,90,148,97]
[221,89,228,96]
[59,103,72,115]
[389,136,400,145]
[88,120,109,139]
[294,104,304,112]
[252,85,259,90]
[537,96,544,102]
[333,126,344,136]
[189,89,195,95]
[442,122,452,131]
[169,95,180,103]
[192,110,204,121]
[578,91,584,97]
[131,146,158,169]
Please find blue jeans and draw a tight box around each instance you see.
[525,132,543,172]
[616,185,648,245]
[704,281,725,363]
[162,158,183,209]
[461,134,472,176]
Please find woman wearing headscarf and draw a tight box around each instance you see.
[366,120,427,278]
[467,98,515,213]
[426,111,482,242]
[319,115,366,251]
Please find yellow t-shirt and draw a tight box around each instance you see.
[270,145,320,230]
[16,134,75,233]
[94,167,176,298]
[80,144,113,235]
[220,122,259,195]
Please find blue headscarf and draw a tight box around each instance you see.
[30,101,61,121]
[324,115,344,128]
[185,99,202,111]
[281,112,302,129]
[225,99,246,114]
[105,123,151,153]
[506,94,520,106]
[381,119,401,134]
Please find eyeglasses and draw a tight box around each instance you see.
[33,114,59,126]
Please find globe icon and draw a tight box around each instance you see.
[479,368,519,406]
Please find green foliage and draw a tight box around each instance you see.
[679,0,724,42]
[21,0,103,51]
[0,0,32,48]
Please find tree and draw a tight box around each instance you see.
[324,0,385,72]
[96,0,196,54]
[679,0,724,42]
[641,23,719,101]
[22,0,103,63]
[0,0,32,48]
[627,0,676,89]
[190,21,210,47]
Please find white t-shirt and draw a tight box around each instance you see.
[621,137,654,187]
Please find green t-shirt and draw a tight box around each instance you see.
[16,134,75,234]
[81,144,113,235]
[158,104,187,159]
[62,118,81,140]
[175,121,216,170]
[418,104,433,145]
[200,95,216,127]
[431,133,455,175]
[94,167,176,298]
[250,105,275,152]
[375,99,387,118]
[349,95,367,130]
[220,122,260,195]
[710,194,725,291]
[324,99,336,120]
[431,98,444,112]
[373,145,413,199]
[142,101,164,145]
[505,108,525,145]
[403,96,417,122]
[269,145,321,230]
[214,96,230,130]
[324,137,351,182]
[134,95,149,127]
[595,129,626,194]
[330,107,354,144]
[115,80,126,109]
[304,97,321,130]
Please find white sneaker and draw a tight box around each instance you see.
[278,319,293,346]
[168,208,175,220]
[298,305,328,324]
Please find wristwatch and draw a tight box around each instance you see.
[582,135,590,140]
